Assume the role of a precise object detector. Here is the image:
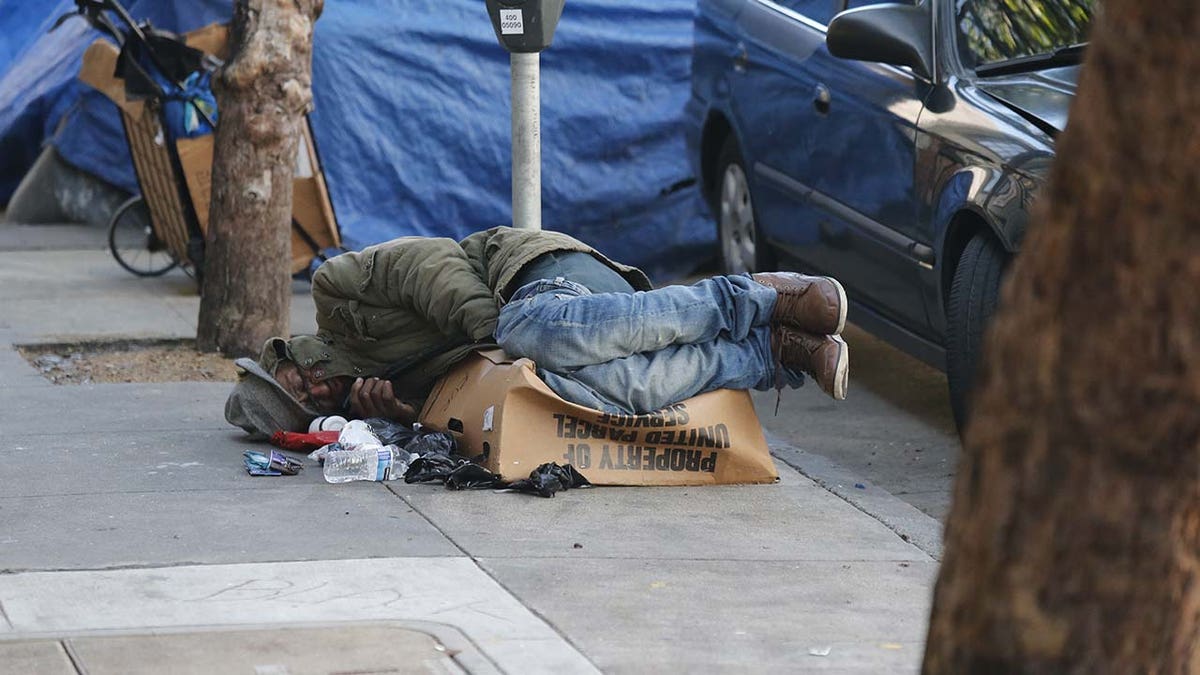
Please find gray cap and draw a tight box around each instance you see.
[225,357,319,439]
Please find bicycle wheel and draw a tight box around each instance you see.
[108,196,178,277]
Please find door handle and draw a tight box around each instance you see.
[813,83,831,115]
[733,43,749,71]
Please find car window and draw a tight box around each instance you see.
[773,0,840,25]
[955,0,1097,68]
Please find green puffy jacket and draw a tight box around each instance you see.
[261,226,651,406]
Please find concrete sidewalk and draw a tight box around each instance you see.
[0,224,941,673]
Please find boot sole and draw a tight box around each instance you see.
[826,276,848,336]
[831,334,848,400]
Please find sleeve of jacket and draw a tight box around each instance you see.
[311,237,499,343]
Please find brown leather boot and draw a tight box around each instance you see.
[776,328,849,400]
[752,272,847,335]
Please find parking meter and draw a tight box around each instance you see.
[485,0,565,53]
[485,0,566,230]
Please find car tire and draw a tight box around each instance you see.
[714,136,774,274]
[946,231,1008,432]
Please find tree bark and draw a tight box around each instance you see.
[196,0,322,356]
[924,1,1200,673]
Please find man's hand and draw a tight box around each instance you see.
[347,377,416,424]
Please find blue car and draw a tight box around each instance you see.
[685,0,1096,427]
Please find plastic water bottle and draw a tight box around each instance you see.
[321,420,414,483]
[322,444,410,483]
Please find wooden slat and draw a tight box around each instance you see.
[123,111,192,265]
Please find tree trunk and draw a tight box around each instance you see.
[196,0,322,356]
[924,1,1200,673]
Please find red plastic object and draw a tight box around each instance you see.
[270,430,340,451]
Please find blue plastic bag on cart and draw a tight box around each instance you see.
[160,69,217,138]
[119,27,219,139]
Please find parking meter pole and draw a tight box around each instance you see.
[486,0,564,231]
[511,52,541,231]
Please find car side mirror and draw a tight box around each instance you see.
[827,3,933,81]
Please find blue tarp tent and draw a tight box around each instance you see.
[0,1,715,281]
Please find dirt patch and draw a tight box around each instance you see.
[18,339,239,385]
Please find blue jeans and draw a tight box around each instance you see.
[495,275,804,414]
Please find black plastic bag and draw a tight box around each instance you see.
[404,453,463,483]
[394,432,582,496]
[445,463,503,490]
[361,418,423,447]
[404,431,456,457]
[402,432,464,483]
[506,463,591,498]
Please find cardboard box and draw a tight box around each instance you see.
[78,24,339,274]
[419,350,780,486]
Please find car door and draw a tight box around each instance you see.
[733,0,933,332]
[730,0,838,257]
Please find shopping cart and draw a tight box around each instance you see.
[61,0,341,280]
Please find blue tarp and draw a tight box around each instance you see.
[0,1,715,280]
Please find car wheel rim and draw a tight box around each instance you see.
[719,162,756,274]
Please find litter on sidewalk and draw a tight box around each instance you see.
[249,345,787,495]
[501,463,591,497]
[243,449,304,476]
[252,417,593,498]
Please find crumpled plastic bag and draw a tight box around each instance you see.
[401,432,459,483]
[361,418,424,447]
[505,463,591,498]
[389,432,589,496]
[445,463,503,490]
[400,432,503,489]
[404,431,455,458]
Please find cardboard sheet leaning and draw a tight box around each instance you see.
[419,349,779,486]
